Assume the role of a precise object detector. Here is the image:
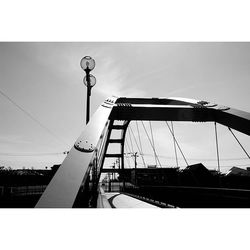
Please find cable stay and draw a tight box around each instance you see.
[127,127,135,155]
[165,121,189,167]
[166,121,198,184]
[141,121,162,167]
[126,121,249,171]
[149,121,157,166]
[124,143,132,168]
[0,88,70,147]
[128,126,147,168]
[125,136,133,155]
[214,122,221,172]
[135,121,144,154]
[228,127,250,160]
[170,121,179,168]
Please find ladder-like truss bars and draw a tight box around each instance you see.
[36,97,117,207]
[36,96,250,208]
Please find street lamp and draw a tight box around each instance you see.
[80,56,96,124]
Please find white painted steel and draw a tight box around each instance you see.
[105,193,159,208]
[36,97,117,208]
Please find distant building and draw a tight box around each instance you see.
[209,170,220,176]
[130,167,180,186]
[181,163,218,187]
[226,167,250,177]
[147,165,157,169]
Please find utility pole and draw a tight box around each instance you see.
[131,152,138,169]
[131,152,138,185]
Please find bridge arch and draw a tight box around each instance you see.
[36,96,250,207]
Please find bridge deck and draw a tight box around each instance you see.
[104,192,159,208]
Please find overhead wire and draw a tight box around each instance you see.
[0,88,70,148]
[0,152,69,156]
[140,153,250,162]
[135,162,249,169]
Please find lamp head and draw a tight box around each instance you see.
[83,74,96,87]
[80,56,95,71]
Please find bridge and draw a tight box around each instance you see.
[35,96,250,208]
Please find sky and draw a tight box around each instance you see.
[0,42,250,171]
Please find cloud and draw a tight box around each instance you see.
[94,56,147,98]
[167,84,198,96]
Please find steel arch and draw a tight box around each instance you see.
[36,96,250,207]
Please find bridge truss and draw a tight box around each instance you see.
[36,97,250,207]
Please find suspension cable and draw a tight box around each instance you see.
[136,121,143,153]
[228,127,250,160]
[171,121,179,168]
[125,136,133,155]
[214,122,221,172]
[124,143,132,168]
[149,121,157,166]
[165,121,189,166]
[128,126,147,168]
[127,127,135,154]
[141,121,162,167]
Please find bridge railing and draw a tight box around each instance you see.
[124,185,250,208]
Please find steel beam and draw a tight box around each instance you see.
[109,106,215,122]
[36,97,117,208]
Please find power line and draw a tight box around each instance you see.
[0,88,69,147]
[0,151,69,156]
[135,162,250,168]
[141,153,250,161]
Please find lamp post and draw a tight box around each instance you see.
[80,56,96,124]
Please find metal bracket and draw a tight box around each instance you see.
[102,96,118,109]
[74,140,95,153]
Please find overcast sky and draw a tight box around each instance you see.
[0,42,250,171]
